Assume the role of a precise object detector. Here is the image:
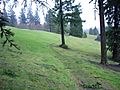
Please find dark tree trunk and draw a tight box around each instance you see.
[60,0,65,46]
[98,0,107,64]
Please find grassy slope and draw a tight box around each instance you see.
[0,27,120,90]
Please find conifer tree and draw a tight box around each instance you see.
[27,7,34,24]
[104,0,120,62]
[0,10,19,49]
[19,8,27,24]
[34,9,40,25]
[8,5,17,26]
[69,6,83,37]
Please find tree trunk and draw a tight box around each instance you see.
[98,0,107,64]
[60,0,65,46]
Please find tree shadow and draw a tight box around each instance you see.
[88,60,120,72]
[106,64,120,72]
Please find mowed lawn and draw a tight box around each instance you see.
[0,27,120,90]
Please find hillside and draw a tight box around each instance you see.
[0,27,120,90]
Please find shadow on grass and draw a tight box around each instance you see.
[88,60,120,72]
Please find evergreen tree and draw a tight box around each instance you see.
[0,10,19,49]
[89,28,93,35]
[3,0,8,19]
[8,5,17,26]
[104,0,120,62]
[19,8,27,24]
[106,27,120,63]
[45,9,59,32]
[89,27,99,35]
[53,0,83,48]
[93,27,99,35]
[27,7,34,24]
[69,6,83,37]
[34,10,40,25]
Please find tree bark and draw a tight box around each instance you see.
[60,0,65,46]
[98,0,107,64]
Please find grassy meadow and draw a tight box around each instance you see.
[0,27,120,90]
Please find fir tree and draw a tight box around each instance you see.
[45,9,58,32]
[19,8,27,24]
[69,6,83,37]
[27,7,34,24]
[0,10,19,49]
[34,10,40,25]
[105,0,120,62]
[8,5,17,26]
[89,27,99,35]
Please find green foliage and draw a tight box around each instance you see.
[106,27,120,62]
[69,6,83,38]
[104,0,120,26]
[45,9,60,33]
[0,11,19,49]
[51,0,83,37]
[104,0,120,62]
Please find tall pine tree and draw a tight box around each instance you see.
[19,8,27,24]
[27,7,34,25]
[34,10,40,25]
[69,5,83,37]
[45,9,59,33]
[8,5,17,26]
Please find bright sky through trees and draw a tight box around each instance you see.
[77,0,100,30]
[1,0,100,30]
[46,0,100,30]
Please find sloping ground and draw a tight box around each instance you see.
[0,27,120,90]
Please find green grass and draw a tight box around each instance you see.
[0,27,120,90]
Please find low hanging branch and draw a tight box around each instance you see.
[0,11,20,50]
